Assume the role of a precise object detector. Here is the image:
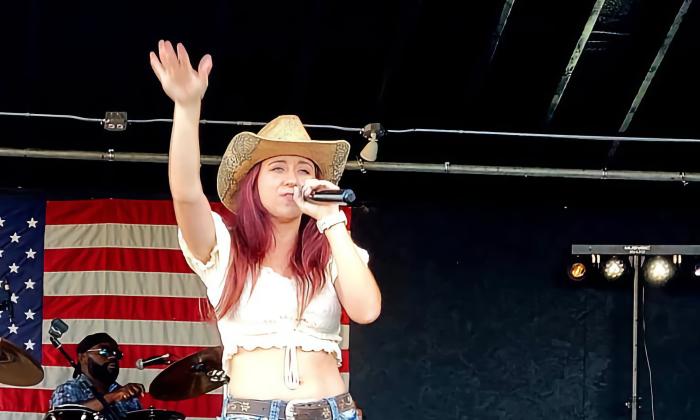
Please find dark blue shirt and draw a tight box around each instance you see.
[50,374,142,420]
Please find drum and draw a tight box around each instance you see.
[43,405,103,420]
[126,408,185,420]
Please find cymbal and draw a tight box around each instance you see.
[0,337,44,386]
[149,346,226,401]
[126,408,185,420]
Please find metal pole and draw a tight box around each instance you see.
[546,0,608,122]
[619,0,694,133]
[628,255,641,419]
[220,382,228,420]
[3,147,700,183]
[487,0,516,65]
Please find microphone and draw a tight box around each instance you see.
[49,318,69,339]
[135,353,171,370]
[1,279,14,319]
[47,319,78,370]
[307,189,356,205]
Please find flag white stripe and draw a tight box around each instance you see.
[44,271,206,298]
[0,414,44,420]
[340,324,349,350]
[45,224,179,249]
[0,366,223,393]
[41,320,222,347]
[0,413,44,420]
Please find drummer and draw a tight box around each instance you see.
[50,333,145,420]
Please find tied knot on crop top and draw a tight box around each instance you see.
[178,211,369,389]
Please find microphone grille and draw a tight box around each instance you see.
[343,189,356,203]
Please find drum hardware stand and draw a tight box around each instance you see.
[0,281,10,361]
[49,336,78,370]
[48,319,78,370]
[192,363,229,420]
[219,382,228,420]
[217,378,231,420]
[202,362,231,420]
[206,369,230,384]
[191,361,230,383]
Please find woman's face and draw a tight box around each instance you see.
[257,155,316,221]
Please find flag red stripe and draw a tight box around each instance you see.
[340,349,350,372]
[0,388,222,417]
[0,389,53,413]
[42,296,213,322]
[46,200,178,225]
[46,199,232,226]
[340,310,350,324]
[141,394,223,418]
[44,200,340,242]
[44,248,192,273]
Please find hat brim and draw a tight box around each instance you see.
[217,132,350,212]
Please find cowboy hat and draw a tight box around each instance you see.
[217,115,350,211]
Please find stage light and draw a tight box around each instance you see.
[695,263,700,277]
[567,255,597,282]
[360,138,378,161]
[643,255,677,287]
[568,262,587,281]
[360,123,385,162]
[602,256,627,281]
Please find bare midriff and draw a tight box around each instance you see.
[226,347,347,400]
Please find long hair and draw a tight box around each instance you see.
[215,163,332,319]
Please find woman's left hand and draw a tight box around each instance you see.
[293,179,342,220]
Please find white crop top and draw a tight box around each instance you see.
[177,211,369,389]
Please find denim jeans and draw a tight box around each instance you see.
[224,394,359,420]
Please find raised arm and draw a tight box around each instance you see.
[150,40,216,262]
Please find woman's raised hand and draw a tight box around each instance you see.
[149,40,213,105]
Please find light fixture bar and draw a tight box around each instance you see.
[572,244,700,255]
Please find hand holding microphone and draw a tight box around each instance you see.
[293,179,356,221]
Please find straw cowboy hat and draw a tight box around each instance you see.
[217,115,351,211]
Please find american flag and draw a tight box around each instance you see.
[0,194,353,420]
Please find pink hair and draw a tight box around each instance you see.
[215,163,332,318]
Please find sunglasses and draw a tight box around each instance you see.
[85,348,124,360]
